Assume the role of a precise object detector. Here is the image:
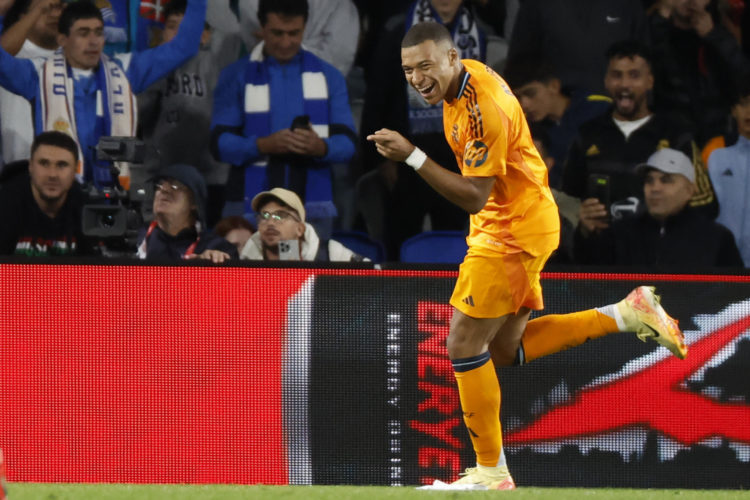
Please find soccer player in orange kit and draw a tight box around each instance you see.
[367,21,688,490]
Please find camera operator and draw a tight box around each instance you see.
[0,131,95,256]
[136,164,237,263]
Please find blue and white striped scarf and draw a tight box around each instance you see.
[39,52,136,187]
[242,42,333,218]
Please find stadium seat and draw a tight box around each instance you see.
[331,230,386,263]
[399,230,468,263]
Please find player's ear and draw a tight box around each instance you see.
[447,47,459,65]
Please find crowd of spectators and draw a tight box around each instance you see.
[0,0,748,271]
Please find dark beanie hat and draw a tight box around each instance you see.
[152,164,207,225]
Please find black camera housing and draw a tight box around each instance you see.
[82,137,147,254]
[96,136,146,164]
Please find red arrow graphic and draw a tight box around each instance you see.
[506,314,750,446]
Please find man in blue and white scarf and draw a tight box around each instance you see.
[0,0,206,189]
[210,0,356,239]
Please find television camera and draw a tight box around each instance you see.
[82,137,147,255]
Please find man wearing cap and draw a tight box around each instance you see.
[240,187,364,261]
[575,148,742,268]
[136,164,238,262]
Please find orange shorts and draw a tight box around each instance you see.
[450,248,552,318]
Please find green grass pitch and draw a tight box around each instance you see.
[6,484,750,500]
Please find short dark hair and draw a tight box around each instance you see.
[257,0,308,26]
[402,21,454,49]
[605,40,653,72]
[59,1,103,36]
[164,0,188,20]
[31,131,80,163]
[503,57,558,90]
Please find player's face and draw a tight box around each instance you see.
[59,18,105,70]
[515,80,558,122]
[604,55,653,121]
[29,144,77,204]
[732,95,750,139]
[260,13,305,64]
[643,170,695,221]
[401,39,459,105]
[257,200,304,248]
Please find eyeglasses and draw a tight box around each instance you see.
[258,210,300,223]
[154,181,186,194]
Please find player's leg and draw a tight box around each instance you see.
[446,252,525,490]
[448,309,506,464]
[447,309,515,490]
[515,286,687,364]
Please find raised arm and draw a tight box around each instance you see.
[0,0,60,55]
[124,0,207,93]
[0,43,39,99]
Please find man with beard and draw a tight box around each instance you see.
[561,40,716,234]
[0,131,93,256]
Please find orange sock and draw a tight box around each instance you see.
[453,352,502,467]
[521,309,619,363]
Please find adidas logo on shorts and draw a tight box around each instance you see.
[462,296,475,306]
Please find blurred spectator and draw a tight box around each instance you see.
[533,134,578,263]
[0,0,60,168]
[503,57,610,188]
[0,0,13,19]
[575,148,743,268]
[708,81,750,266]
[138,0,241,227]
[357,0,483,259]
[508,0,648,94]
[562,40,716,234]
[210,0,356,240]
[136,163,237,262]
[0,131,93,256]
[241,187,366,261]
[0,0,206,189]
[237,0,360,77]
[648,0,750,145]
[214,215,255,254]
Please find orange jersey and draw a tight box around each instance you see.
[443,59,560,256]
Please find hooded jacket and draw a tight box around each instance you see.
[240,222,365,262]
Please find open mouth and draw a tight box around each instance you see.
[615,91,635,110]
[416,82,436,99]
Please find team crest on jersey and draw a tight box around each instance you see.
[451,124,460,144]
[464,140,488,168]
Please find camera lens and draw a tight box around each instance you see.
[100,213,116,228]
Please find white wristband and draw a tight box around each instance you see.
[404,147,427,171]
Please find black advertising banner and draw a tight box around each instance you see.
[306,273,750,488]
